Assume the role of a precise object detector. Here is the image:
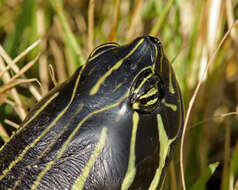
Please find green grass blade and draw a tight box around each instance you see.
[4,0,38,57]
[191,162,219,190]
[230,146,238,189]
[0,134,7,142]
[149,0,174,36]
[49,0,85,70]
[0,0,4,8]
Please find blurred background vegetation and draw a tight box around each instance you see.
[0,0,238,189]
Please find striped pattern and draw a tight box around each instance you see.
[89,38,144,95]
[71,127,108,190]
[121,112,139,190]
[30,92,131,189]
[88,42,120,61]
[0,92,59,153]
[0,36,184,190]
[0,65,86,182]
[149,115,176,190]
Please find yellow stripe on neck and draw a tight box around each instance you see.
[121,111,139,190]
[148,115,176,190]
[72,127,108,190]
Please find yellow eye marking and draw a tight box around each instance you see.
[149,115,176,190]
[144,98,158,106]
[72,127,108,190]
[139,87,157,100]
[133,87,159,109]
[90,39,145,95]
[121,112,139,190]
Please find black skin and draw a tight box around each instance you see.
[0,36,184,190]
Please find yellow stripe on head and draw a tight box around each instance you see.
[88,43,120,62]
[89,43,119,57]
[90,39,145,95]
[133,72,153,95]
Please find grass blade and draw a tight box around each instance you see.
[50,0,85,70]
[191,162,219,190]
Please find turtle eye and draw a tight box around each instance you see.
[130,69,166,113]
[138,87,159,106]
